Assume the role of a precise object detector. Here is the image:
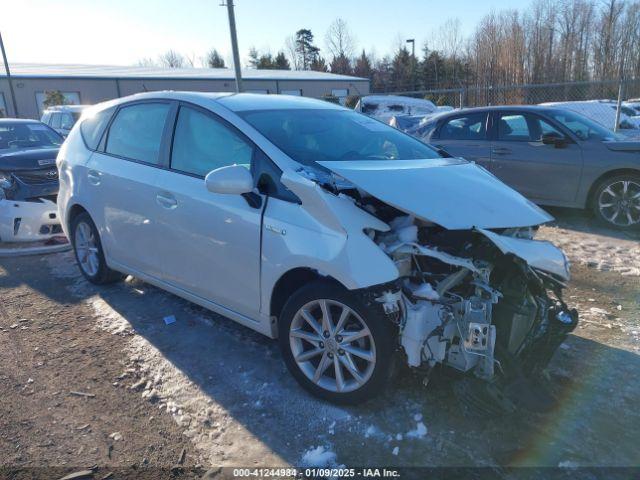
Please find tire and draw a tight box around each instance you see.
[70,212,123,284]
[278,280,397,405]
[591,173,640,230]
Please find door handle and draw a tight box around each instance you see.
[156,192,178,209]
[492,147,512,155]
[87,170,101,185]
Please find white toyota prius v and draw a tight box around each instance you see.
[57,92,578,408]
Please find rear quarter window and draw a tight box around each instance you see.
[80,107,115,150]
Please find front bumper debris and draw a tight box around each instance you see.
[0,198,62,243]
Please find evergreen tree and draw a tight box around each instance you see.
[205,49,225,68]
[295,29,321,70]
[274,52,290,70]
[353,50,373,79]
[330,53,352,74]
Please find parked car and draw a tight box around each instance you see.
[624,99,640,116]
[356,95,437,124]
[0,119,64,242]
[41,105,90,137]
[540,100,640,138]
[58,92,578,408]
[414,106,640,230]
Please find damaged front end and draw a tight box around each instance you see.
[0,160,62,243]
[374,216,578,409]
[301,159,578,411]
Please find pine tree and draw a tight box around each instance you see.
[295,29,320,70]
[205,49,225,68]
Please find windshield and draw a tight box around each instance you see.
[239,109,441,166]
[547,109,622,141]
[0,122,64,151]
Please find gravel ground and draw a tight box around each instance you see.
[1,209,639,479]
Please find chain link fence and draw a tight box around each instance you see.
[371,78,640,134]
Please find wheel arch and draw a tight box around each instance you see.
[269,267,345,326]
[586,168,640,208]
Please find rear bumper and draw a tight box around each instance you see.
[0,198,63,243]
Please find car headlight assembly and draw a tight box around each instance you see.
[0,172,13,199]
[0,172,12,189]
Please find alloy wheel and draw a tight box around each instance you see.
[289,299,376,393]
[598,180,640,227]
[74,221,100,277]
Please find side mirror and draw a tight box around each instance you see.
[205,165,254,195]
[541,132,567,148]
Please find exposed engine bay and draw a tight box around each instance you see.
[301,166,579,410]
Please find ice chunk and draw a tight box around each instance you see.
[407,422,428,438]
[301,446,337,467]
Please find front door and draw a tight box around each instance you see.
[432,112,491,170]
[490,112,583,204]
[153,104,263,318]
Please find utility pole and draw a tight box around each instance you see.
[222,0,243,92]
[406,39,415,92]
[0,31,19,117]
[614,47,626,133]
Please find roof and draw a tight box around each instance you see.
[43,105,91,112]
[430,105,567,117]
[3,63,367,82]
[89,91,346,113]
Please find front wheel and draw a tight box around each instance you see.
[592,174,640,230]
[278,281,396,404]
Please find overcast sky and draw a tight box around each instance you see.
[2,0,533,68]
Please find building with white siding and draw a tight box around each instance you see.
[0,63,370,119]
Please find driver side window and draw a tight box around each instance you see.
[170,106,254,177]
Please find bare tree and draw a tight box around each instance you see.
[158,50,188,68]
[284,34,301,70]
[325,18,356,59]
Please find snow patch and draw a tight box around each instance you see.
[407,421,428,439]
[301,446,338,467]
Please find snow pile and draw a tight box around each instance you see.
[301,446,338,467]
[357,95,437,123]
[406,414,428,439]
[537,226,640,277]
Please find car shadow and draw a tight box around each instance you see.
[86,270,640,468]
[544,206,640,241]
[4,251,639,468]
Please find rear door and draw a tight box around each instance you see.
[430,112,491,170]
[85,100,173,278]
[489,111,583,203]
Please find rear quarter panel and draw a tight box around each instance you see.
[56,126,94,237]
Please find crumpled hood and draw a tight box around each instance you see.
[603,141,640,152]
[317,159,553,230]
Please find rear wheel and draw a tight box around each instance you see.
[592,174,640,230]
[71,212,123,284]
[278,281,396,404]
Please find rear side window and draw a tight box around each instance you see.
[106,103,170,164]
[439,113,487,140]
[170,106,254,176]
[80,108,114,150]
[497,114,530,141]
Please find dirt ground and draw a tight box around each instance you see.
[1,208,639,479]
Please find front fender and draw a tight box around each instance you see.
[260,170,399,316]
